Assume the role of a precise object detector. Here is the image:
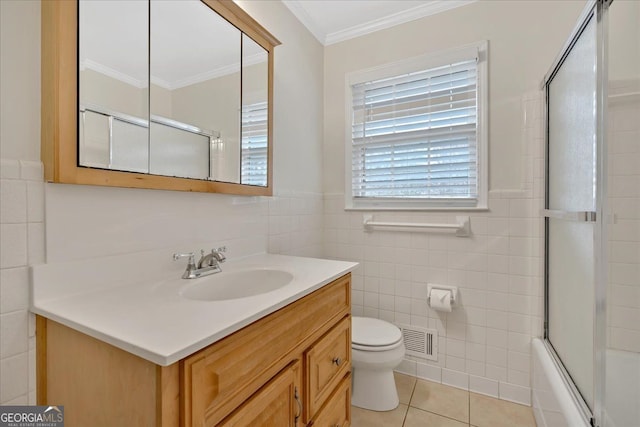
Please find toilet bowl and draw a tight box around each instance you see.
[351,316,406,411]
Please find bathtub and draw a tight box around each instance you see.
[532,338,590,427]
[533,338,640,427]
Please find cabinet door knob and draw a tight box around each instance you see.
[332,357,342,366]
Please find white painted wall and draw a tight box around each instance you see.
[236,0,325,194]
[80,69,147,118]
[0,0,40,163]
[323,0,585,193]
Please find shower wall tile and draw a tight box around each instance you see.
[607,81,640,353]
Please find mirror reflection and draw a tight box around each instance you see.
[78,0,270,186]
[79,0,149,173]
[241,35,269,186]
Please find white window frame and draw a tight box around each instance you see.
[344,41,488,211]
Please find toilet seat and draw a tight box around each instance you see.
[352,317,403,352]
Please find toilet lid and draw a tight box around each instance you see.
[352,316,402,347]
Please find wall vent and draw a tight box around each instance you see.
[399,324,438,361]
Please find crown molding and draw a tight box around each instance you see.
[80,59,147,89]
[283,0,477,46]
[325,0,477,45]
[82,54,266,92]
[281,0,326,44]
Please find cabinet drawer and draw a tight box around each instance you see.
[310,374,351,427]
[305,316,351,420]
[183,274,350,427]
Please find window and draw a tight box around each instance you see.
[241,101,268,186]
[346,42,488,210]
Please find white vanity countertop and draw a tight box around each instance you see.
[31,252,358,366]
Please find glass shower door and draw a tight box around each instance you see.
[545,9,598,411]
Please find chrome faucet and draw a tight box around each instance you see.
[173,247,227,279]
[198,247,226,268]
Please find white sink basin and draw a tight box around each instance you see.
[180,269,294,301]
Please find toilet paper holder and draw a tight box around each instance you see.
[427,284,458,306]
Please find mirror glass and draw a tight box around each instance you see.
[151,0,240,182]
[78,0,270,187]
[241,35,269,186]
[79,0,149,173]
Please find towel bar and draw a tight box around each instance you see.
[363,215,470,237]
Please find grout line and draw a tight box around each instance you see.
[401,378,417,426]
[407,377,473,426]
[407,406,472,426]
[469,387,471,427]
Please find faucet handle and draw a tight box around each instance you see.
[173,252,195,265]
[212,247,226,263]
[174,252,198,279]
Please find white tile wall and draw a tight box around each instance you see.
[0,94,552,408]
[0,159,322,404]
[0,159,43,405]
[325,92,545,406]
[43,186,323,264]
[268,190,324,258]
[607,79,640,353]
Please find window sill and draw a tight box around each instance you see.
[344,205,489,212]
[345,198,488,212]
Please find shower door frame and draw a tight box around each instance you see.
[542,1,610,426]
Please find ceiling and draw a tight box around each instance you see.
[281,0,477,46]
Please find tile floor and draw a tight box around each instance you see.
[351,373,537,427]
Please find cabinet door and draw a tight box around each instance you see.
[219,361,302,427]
[309,374,351,427]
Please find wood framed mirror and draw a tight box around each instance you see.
[42,0,279,196]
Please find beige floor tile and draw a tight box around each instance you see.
[395,372,417,405]
[470,393,536,427]
[404,407,468,427]
[351,403,409,427]
[410,380,469,423]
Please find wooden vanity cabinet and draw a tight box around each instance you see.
[37,273,352,427]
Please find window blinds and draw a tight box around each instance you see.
[351,58,478,200]
[241,101,268,186]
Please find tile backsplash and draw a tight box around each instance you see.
[0,164,323,405]
[0,160,44,405]
[43,185,323,264]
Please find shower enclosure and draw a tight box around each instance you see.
[539,0,640,426]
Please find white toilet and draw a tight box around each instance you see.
[351,316,406,411]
